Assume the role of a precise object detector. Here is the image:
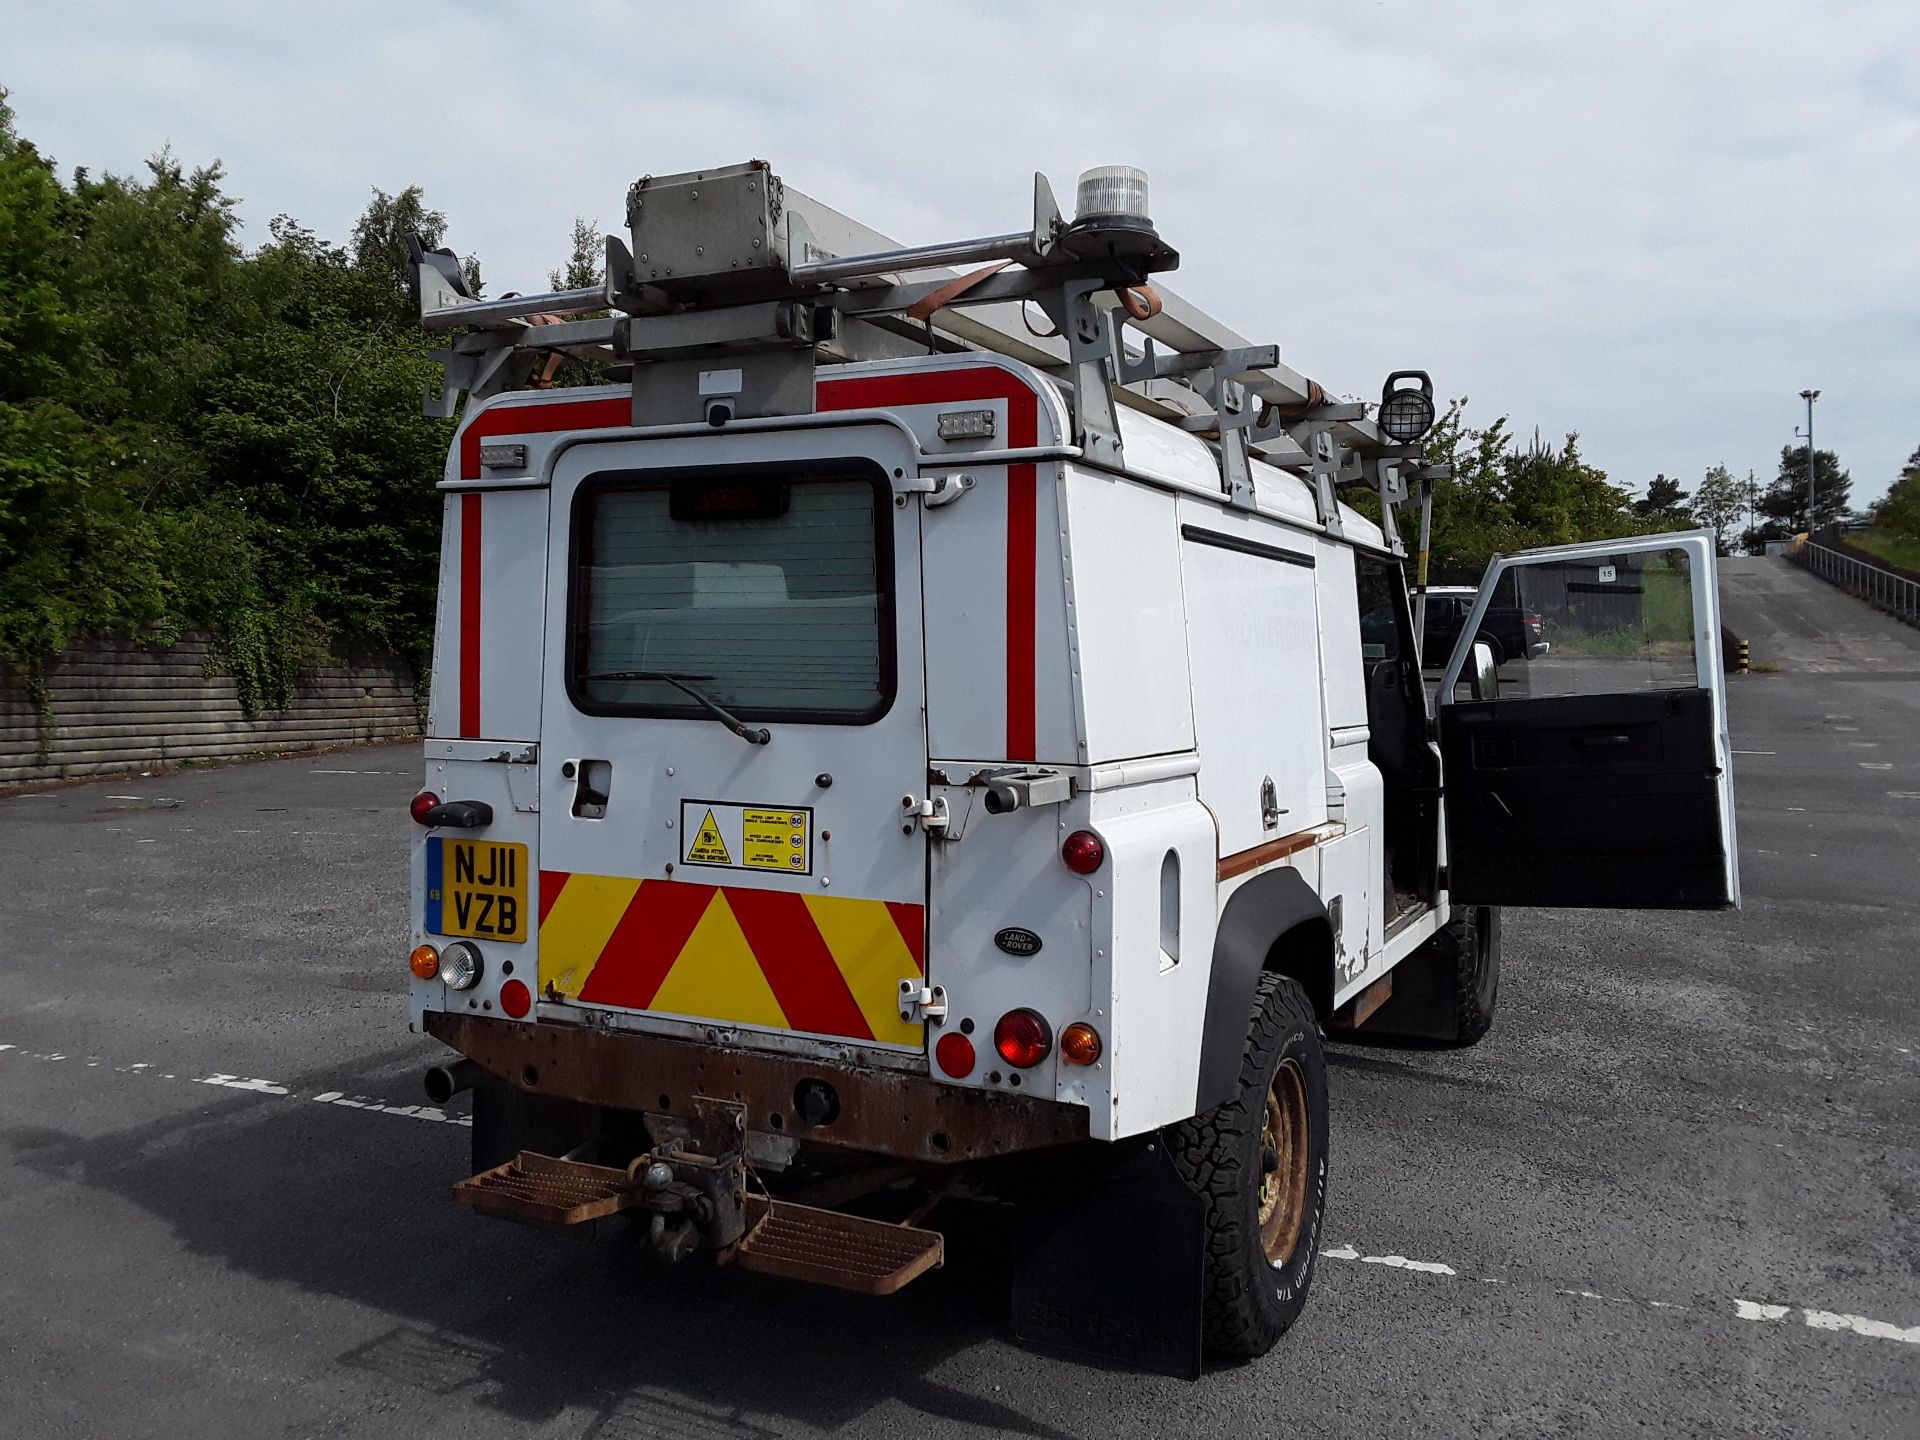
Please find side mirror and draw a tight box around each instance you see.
[1468,640,1499,702]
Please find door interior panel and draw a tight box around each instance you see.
[1440,687,1732,909]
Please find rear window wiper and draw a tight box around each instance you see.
[581,670,771,745]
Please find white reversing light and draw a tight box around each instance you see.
[440,941,483,991]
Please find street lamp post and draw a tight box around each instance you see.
[1798,388,1820,533]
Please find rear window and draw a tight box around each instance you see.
[568,464,893,723]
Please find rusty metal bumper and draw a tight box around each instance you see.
[424,1012,1089,1165]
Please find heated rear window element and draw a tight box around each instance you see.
[570,468,892,723]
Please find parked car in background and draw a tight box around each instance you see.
[1410,585,1549,667]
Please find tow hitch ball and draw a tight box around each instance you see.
[637,1099,751,1258]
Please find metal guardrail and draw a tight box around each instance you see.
[1794,541,1920,627]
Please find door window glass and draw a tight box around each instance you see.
[571,472,890,721]
[1356,558,1405,662]
[1476,547,1697,699]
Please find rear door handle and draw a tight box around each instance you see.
[1574,733,1631,749]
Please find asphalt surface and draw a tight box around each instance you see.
[1,555,1916,1438]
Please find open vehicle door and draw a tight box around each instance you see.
[1436,530,1738,909]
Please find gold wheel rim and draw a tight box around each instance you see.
[1258,1057,1311,1263]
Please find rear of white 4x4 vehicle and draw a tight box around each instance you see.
[409,372,1108,1158]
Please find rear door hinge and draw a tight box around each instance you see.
[902,794,953,836]
[897,982,949,1024]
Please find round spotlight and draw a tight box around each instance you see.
[440,940,482,991]
[1378,370,1436,444]
[1379,389,1435,444]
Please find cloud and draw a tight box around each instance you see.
[7,0,1916,500]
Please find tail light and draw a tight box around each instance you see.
[1061,830,1105,874]
[409,791,441,825]
[409,944,440,979]
[1525,613,1544,635]
[994,1009,1052,1068]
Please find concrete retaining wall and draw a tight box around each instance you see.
[0,634,421,785]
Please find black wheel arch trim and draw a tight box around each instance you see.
[1195,867,1333,1114]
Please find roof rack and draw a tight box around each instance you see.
[408,160,1447,546]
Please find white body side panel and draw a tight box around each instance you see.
[1177,499,1330,859]
[1085,778,1221,1137]
[1060,469,1197,764]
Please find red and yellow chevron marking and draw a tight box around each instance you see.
[534,872,927,1048]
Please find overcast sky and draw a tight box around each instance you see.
[7,1,1916,505]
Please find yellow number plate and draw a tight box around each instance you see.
[426,838,529,943]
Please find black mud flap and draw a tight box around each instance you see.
[1353,933,1461,1043]
[1010,1135,1206,1380]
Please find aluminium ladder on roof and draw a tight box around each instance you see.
[409,160,1442,540]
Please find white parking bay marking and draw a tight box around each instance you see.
[0,1037,469,1127]
[1320,1244,1919,1348]
[1734,1299,1920,1345]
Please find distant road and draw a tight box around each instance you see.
[1719,553,1920,675]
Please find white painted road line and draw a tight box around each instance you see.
[0,1039,470,1127]
[1735,1299,1920,1345]
[1319,1244,1919,1348]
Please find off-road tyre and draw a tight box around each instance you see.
[1447,904,1500,1047]
[1168,972,1329,1359]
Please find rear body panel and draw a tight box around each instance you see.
[535,421,930,1056]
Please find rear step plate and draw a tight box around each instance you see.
[733,1195,943,1295]
[454,1151,641,1226]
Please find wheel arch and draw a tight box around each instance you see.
[1194,866,1333,1114]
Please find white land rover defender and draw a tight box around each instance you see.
[404,161,1738,1376]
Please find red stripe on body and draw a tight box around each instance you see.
[536,870,570,927]
[884,901,926,975]
[577,880,717,1011]
[1003,463,1037,759]
[722,888,873,1041]
[457,395,630,479]
[458,493,482,737]
[816,367,1043,761]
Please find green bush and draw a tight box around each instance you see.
[0,90,453,718]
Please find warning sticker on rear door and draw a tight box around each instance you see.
[679,800,812,875]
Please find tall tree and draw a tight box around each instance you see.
[1744,443,1851,545]
[1634,473,1690,521]
[351,185,446,312]
[1691,464,1743,554]
[549,217,603,292]
[1871,446,1920,541]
